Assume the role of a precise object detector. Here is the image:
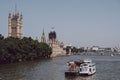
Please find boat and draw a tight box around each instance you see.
[65,59,96,76]
[65,61,80,76]
[79,59,96,75]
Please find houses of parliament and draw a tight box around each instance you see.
[8,8,66,57]
[8,9,23,39]
[41,29,66,57]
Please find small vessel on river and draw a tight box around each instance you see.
[65,59,96,76]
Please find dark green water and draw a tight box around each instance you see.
[0,55,120,80]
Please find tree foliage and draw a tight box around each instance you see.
[71,47,85,53]
[0,34,52,64]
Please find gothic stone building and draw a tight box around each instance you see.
[48,30,66,57]
[8,11,23,39]
[41,30,46,43]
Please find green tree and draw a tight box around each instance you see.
[0,34,4,40]
[71,47,78,53]
[0,35,52,64]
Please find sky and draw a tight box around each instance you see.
[0,0,120,47]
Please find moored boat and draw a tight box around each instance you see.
[65,61,79,76]
[79,59,96,75]
[65,59,96,76]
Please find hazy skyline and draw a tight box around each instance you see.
[0,0,120,47]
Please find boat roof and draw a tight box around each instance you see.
[67,59,94,66]
[83,59,92,63]
[67,61,75,64]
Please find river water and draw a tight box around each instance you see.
[0,55,120,80]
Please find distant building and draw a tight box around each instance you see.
[91,46,99,51]
[41,29,46,43]
[104,48,112,52]
[65,44,72,55]
[8,9,23,39]
[48,30,66,57]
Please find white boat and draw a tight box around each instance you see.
[65,59,96,76]
[79,59,96,75]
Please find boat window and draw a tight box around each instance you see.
[89,64,95,67]
[80,68,82,71]
[89,68,91,72]
[82,64,88,66]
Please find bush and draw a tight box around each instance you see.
[0,34,52,64]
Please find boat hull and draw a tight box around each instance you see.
[65,71,79,76]
[79,71,96,76]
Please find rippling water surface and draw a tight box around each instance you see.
[0,55,120,80]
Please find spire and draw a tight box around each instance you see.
[20,12,23,19]
[41,28,46,43]
[15,4,17,14]
[42,28,45,35]
[8,13,11,18]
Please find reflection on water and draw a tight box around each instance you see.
[65,74,96,80]
[0,55,120,80]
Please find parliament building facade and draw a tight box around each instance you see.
[8,11,23,39]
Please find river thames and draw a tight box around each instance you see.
[0,54,120,80]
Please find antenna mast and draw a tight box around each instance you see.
[15,4,17,14]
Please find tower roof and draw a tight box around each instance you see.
[41,29,46,43]
[9,4,22,20]
[42,29,45,35]
[49,31,56,40]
